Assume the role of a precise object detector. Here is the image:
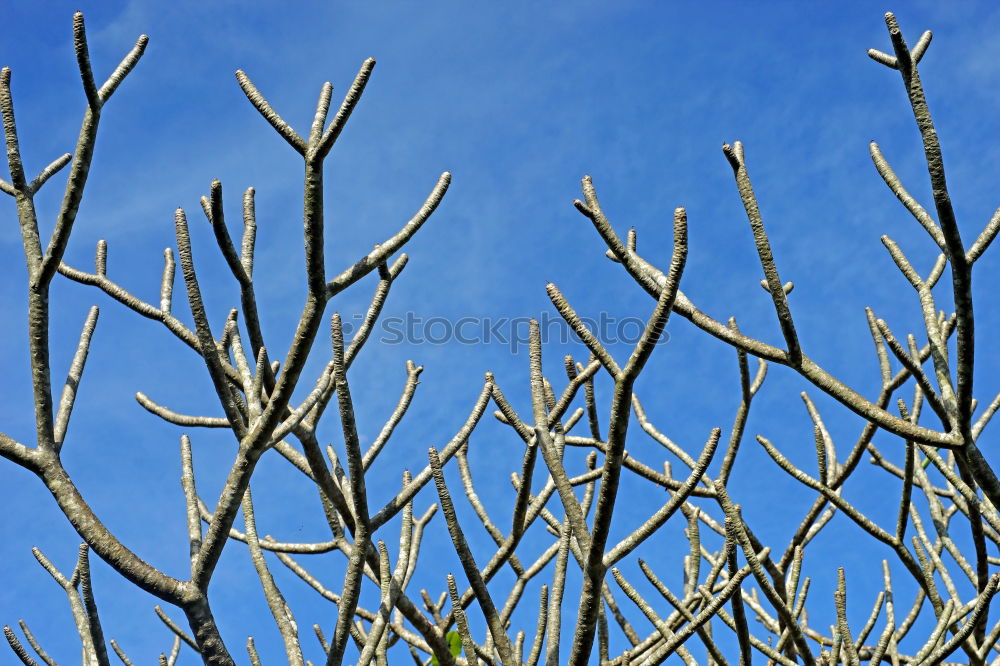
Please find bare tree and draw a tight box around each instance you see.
[2,9,1000,666]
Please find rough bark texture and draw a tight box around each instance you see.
[3,10,1000,666]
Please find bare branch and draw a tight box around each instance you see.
[869,142,947,250]
[135,392,230,428]
[325,172,450,300]
[235,70,306,154]
[722,142,801,364]
[14,621,55,666]
[242,486,304,664]
[429,446,515,665]
[27,153,72,195]
[153,606,198,652]
[316,58,376,159]
[53,305,99,451]
[363,361,423,470]
[3,626,40,666]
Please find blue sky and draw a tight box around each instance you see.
[3,1,1000,663]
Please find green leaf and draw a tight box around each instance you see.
[448,631,463,656]
[431,632,463,665]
